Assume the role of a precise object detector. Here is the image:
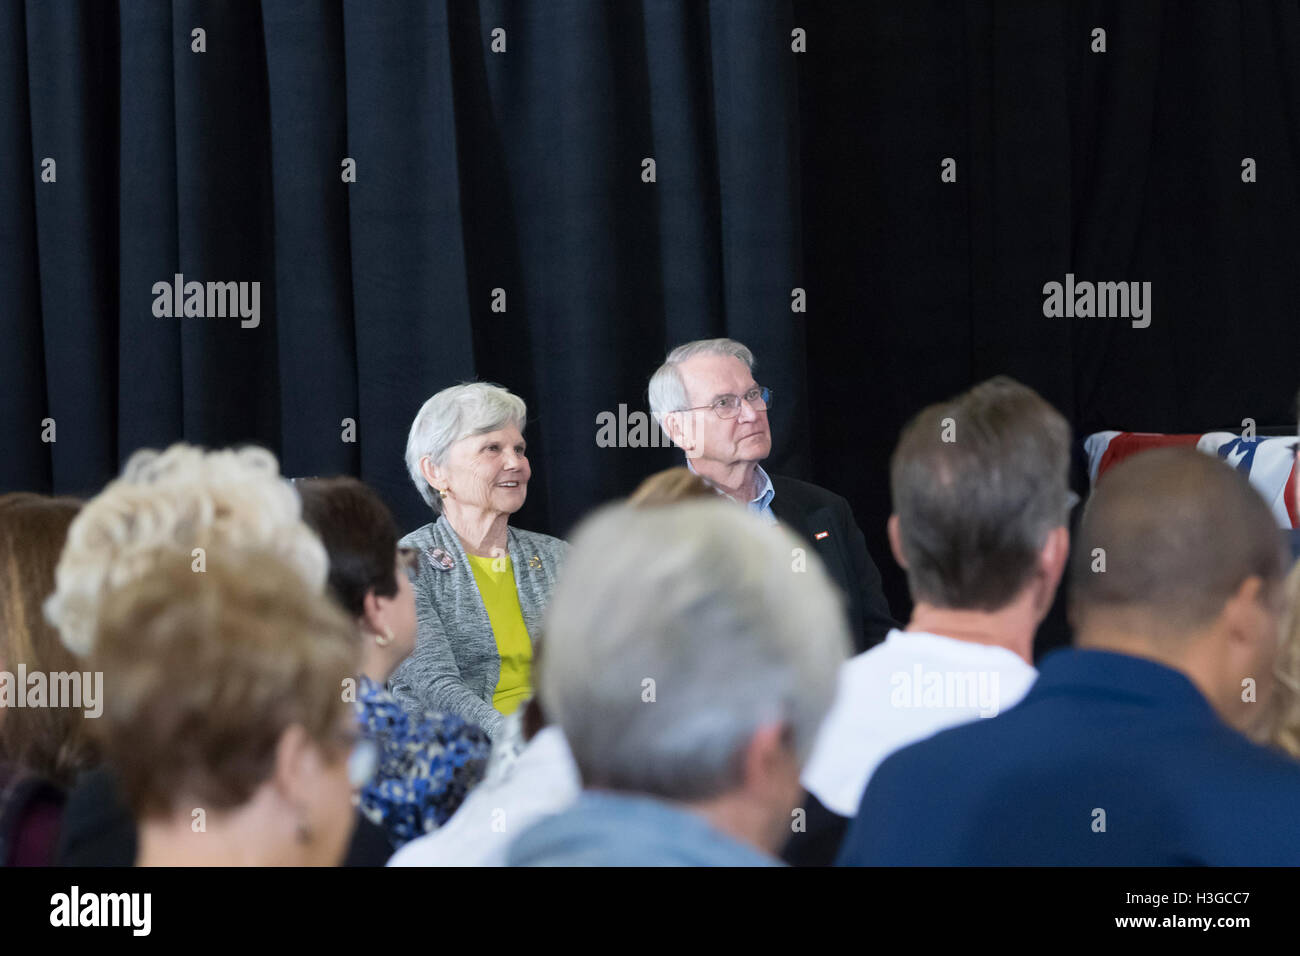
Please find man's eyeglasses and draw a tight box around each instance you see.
[677,386,772,420]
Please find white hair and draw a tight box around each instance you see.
[404,382,528,513]
[540,499,848,800]
[45,443,328,657]
[647,338,755,425]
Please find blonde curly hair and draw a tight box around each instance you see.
[45,443,328,656]
[1259,560,1300,757]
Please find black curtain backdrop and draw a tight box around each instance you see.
[3,1,1299,647]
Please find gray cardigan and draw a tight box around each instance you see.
[389,515,567,739]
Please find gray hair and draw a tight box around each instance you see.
[890,376,1071,611]
[647,338,755,425]
[404,383,527,512]
[540,499,848,800]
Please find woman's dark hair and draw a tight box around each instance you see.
[0,492,95,786]
[295,477,402,618]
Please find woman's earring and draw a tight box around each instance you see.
[438,488,449,499]
[374,626,394,648]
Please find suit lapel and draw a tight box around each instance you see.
[770,486,845,578]
[507,527,546,643]
[769,491,810,537]
[771,488,833,545]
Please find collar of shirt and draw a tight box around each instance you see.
[511,789,781,867]
[685,459,777,522]
[1031,648,1219,724]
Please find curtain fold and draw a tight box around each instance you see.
[3,1,1299,631]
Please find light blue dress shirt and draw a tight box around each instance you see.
[507,789,781,866]
[686,459,777,525]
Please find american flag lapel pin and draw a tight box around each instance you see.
[814,531,830,541]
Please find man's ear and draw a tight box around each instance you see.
[660,412,682,447]
[739,721,796,794]
[887,514,908,569]
[1029,525,1070,616]
[1221,575,1268,649]
[1041,525,1070,586]
[663,411,696,452]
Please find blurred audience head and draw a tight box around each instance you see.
[627,466,720,507]
[1257,561,1300,756]
[540,499,848,854]
[404,382,529,518]
[889,376,1072,620]
[1070,447,1287,731]
[90,550,361,866]
[0,493,95,786]
[295,476,418,681]
[44,443,327,657]
[1294,385,1300,516]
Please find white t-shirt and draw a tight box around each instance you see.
[800,628,1038,817]
[387,725,580,867]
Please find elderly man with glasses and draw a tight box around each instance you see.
[648,338,896,654]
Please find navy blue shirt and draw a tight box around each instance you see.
[838,648,1300,866]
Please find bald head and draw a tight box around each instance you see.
[1070,447,1286,637]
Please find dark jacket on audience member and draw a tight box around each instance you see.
[780,790,850,867]
[0,765,64,866]
[838,649,1300,866]
[770,475,896,654]
[56,766,393,866]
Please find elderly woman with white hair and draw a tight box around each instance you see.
[393,383,566,739]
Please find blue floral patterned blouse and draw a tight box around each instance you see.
[355,675,491,849]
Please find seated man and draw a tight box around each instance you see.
[839,447,1300,865]
[648,338,896,652]
[507,500,850,866]
[787,376,1070,865]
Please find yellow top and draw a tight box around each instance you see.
[466,553,533,716]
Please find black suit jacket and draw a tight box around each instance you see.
[769,475,897,654]
[780,789,850,867]
[55,766,393,866]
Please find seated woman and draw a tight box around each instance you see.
[394,383,566,738]
[0,493,88,865]
[391,467,715,867]
[296,476,491,848]
[89,550,365,866]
